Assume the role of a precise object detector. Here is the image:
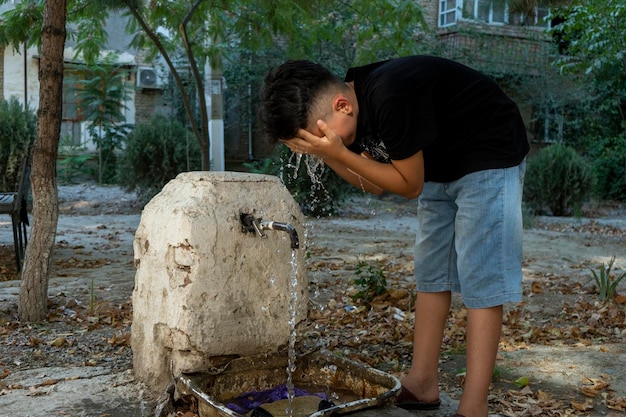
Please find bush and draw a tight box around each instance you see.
[588,134,626,202]
[117,115,202,205]
[351,258,388,304]
[0,97,36,191]
[244,145,355,217]
[57,135,94,185]
[524,143,595,216]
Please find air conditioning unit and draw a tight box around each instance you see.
[136,66,162,89]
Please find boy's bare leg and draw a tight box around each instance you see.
[456,305,503,417]
[401,291,451,402]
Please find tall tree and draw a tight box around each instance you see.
[17,0,66,321]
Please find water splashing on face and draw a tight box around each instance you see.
[283,152,325,183]
[303,154,325,183]
[283,152,303,180]
[281,151,338,217]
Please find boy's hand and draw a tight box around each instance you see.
[281,120,346,160]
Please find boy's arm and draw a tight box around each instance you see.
[323,152,386,195]
[286,120,424,199]
[324,149,424,199]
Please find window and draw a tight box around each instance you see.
[535,6,551,27]
[439,0,459,28]
[62,73,82,147]
[461,0,551,27]
[62,76,80,121]
[491,1,506,23]
[464,0,507,24]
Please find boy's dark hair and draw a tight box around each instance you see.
[259,60,342,143]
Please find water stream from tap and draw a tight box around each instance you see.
[284,249,299,417]
[281,150,369,416]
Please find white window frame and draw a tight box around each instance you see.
[439,0,459,28]
[533,5,551,27]
[460,0,551,28]
[462,0,508,25]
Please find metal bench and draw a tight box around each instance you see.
[0,156,31,272]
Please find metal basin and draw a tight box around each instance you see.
[175,349,401,417]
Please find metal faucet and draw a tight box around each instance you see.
[240,213,300,250]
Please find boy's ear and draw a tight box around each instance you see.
[333,94,353,116]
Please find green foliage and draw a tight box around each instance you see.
[117,115,201,205]
[0,97,36,191]
[71,53,133,184]
[296,1,430,66]
[0,1,44,51]
[351,258,387,304]
[2,0,429,173]
[551,0,626,77]
[550,1,626,136]
[587,133,626,201]
[57,135,93,185]
[523,143,595,216]
[57,153,93,185]
[591,256,626,302]
[244,145,355,217]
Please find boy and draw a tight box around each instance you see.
[259,55,528,417]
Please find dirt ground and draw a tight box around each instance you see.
[0,183,625,417]
[303,195,626,416]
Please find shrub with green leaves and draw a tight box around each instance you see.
[117,115,202,205]
[0,97,36,191]
[523,143,595,216]
[57,134,93,185]
[351,258,387,304]
[588,134,626,202]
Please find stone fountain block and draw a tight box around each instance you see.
[131,172,308,393]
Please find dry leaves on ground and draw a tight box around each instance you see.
[534,220,626,238]
[0,297,133,394]
[297,246,626,417]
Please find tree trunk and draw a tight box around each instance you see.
[18,0,66,322]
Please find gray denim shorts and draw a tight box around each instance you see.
[414,161,526,308]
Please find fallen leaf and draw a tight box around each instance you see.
[536,390,552,401]
[49,337,67,347]
[607,396,626,411]
[34,379,60,387]
[108,332,130,347]
[514,376,529,388]
[580,377,610,397]
[571,398,594,411]
[531,281,543,294]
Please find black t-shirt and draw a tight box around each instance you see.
[345,55,529,182]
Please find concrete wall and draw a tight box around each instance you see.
[2,46,39,108]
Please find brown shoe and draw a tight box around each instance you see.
[395,385,441,410]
